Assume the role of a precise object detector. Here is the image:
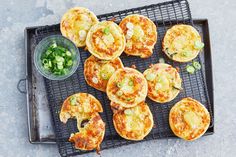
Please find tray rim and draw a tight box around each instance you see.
[23,19,214,144]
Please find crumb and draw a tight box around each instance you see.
[176,67,180,72]
[149,64,153,68]
[109,17,116,22]
[131,64,136,69]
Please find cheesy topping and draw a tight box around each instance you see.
[60,7,99,47]
[84,56,123,92]
[106,68,148,108]
[113,102,153,140]
[169,97,210,141]
[143,63,182,103]
[184,111,201,129]
[163,24,202,62]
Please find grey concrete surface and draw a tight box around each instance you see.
[0,0,235,157]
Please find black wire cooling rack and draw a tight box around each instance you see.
[32,0,214,156]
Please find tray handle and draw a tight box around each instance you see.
[17,78,27,94]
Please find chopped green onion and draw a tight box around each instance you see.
[46,50,52,56]
[182,51,191,57]
[159,58,165,63]
[126,98,132,101]
[124,109,132,115]
[48,60,52,67]
[146,73,156,81]
[194,41,204,49]
[155,83,162,91]
[66,51,72,56]
[40,43,74,76]
[42,59,48,64]
[128,80,134,86]
[67,60,73,66]
[57,62,63,66]
[116,90,123,96]
[101,73,109,80]
[117,82,123,88]
[70,97,77,105]
[103,27,110,35]
[51,42,57,48]
[57,64,64,70]
[192,61,201,70]
[186,65,195,74]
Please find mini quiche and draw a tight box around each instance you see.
[106,67,148,108]
[143,63,182,103]
[119,14,157,58]
[60,7,99,47]
[86,21,126,60]
[162,24,204,62]
[169,97,210,141]
[112,102,153,140]
[60,93,105,152]
[84,55,124,92]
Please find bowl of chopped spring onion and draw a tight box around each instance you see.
[34,35,80,80]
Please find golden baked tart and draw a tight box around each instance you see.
[119,14,157,58]
[162,24,204,62]
[143,63,182,103]
[86,21,126,60]
[59,93,105,152]
[60,7,99,47]
[106,67,148,108]
[169,97,210,141]
[113,102,153,140]
[84,55,124,92]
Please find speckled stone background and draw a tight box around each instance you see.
[0,0,235,157]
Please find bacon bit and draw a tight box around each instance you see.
[84,46,88,51]
[149,64,154,68]
[175,67,180,72]
[131,64,136,69]
[109,17,116,22]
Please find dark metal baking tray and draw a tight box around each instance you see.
[19,0,214,155]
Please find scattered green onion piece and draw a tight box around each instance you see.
[194,41,204,49]
[186,65,195,74]
[124,109,132,115]
[146,73,156,81]
[70,97,77,105]
[117,82,123,88]
[126,98,132,101]
[101,73,109,80]
[128,80,134,86]
[103,27,110,35]
[192,61,201,70]
[182,51,191,57]
[116,90,123,96]
[159,58,165,63]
